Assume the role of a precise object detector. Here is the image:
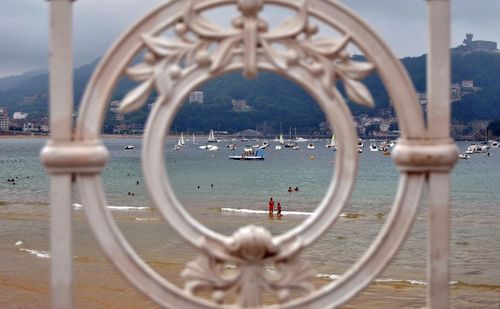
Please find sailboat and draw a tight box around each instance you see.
[192,133,196,144]
[179,132,185,146]
[326,133,336,150]
[208,129,217,143]
[279,133,285,145]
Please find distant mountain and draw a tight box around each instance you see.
[0,69,48,91]
[1,52,500,131]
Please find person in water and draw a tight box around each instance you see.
[277,202,282,217]
[288,187,293,193]
[268,197,275,213]
[294,187,299,192]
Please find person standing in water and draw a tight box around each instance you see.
[276,202,282,217]
[268,198,275,214]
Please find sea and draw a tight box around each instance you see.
[0,137,498,308]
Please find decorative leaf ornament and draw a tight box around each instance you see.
[181,226,315,306]
[118,0,376,113]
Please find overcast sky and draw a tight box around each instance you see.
[0,0,499,77]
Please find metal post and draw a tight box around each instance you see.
[47,0,75,307]
[427,0,451,308]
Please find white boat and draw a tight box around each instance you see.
[295,137,308,143]
[173,144,181,150]
[208,129,217,143]
[370,143,378,152]
[275,145,282,150]
[192,133,196,144]
[259,141,269,149]
[307,143,315,149]
[326,134,336,150]
[227,143,236,150]
[458,153,470,159]
[279,133,285,145]
[208,145,219,151]
[292,145,300,150]
[228,148,265,160]
[124,145,134,150]
[179,133,185,146]
[357,139,365,149]
[489,140,500,148]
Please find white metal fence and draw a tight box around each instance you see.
[41,0,457,308]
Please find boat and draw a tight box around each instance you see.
[292,145,300,150]
[358,148,363,153]
[192,133,196,144]
[458,153,470,159]
[259,141,269,149]
[208,145,219,151]
[279,133,285,145]
[208,129,217,143]
[228,148,265,160]
[326,134,336,150]
[357,138,365,149]
[307,143,315,150]
[295,137,308,143]
[179,133,185,146]
[275,145,282,150]
[491,140,499,148]
[198,144,216,150]
[370,143,378,152]
[227,143,236,150]
[173,144,181,150]
[124,145,134,150]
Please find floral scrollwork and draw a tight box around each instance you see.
[118,0,376,114]
[181,225,315,306]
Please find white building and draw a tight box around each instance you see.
[189,91,204,104]
[0,108,9,131]
[13,112,28,120]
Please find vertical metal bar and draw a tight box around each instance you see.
[48,0,74,307]
[427,0,451,140]
[427,1,451,308]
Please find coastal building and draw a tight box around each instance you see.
[109,100,120,113]
[451,83,461,101]
[23,122,34,132]
[13,112,28,120]
[0,108,9,131]
[189,91,204,104]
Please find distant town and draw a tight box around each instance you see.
[1,33,499,140]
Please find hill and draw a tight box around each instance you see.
[1,52,500,133]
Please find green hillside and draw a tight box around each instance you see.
[1,51,500,133]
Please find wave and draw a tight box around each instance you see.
[135,217,161,221]
[221,208,348,217]
[19,248,51,259]
[73,203,150,211]
[316,273,458,286]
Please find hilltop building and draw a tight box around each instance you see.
[189,91,204,104]
[232,99,252,112]
[455,33,499,54]
[0,108,10,131]
[13,112,28,120]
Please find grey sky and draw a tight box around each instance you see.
[0,0,499,77]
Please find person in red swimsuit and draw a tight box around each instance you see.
[268,197,275,214]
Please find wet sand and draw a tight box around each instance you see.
[1,205,499,308]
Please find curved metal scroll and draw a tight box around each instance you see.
[73,0,437,307]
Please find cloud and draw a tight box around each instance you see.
[0,0,499,77]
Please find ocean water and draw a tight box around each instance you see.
[0,137,499,307]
